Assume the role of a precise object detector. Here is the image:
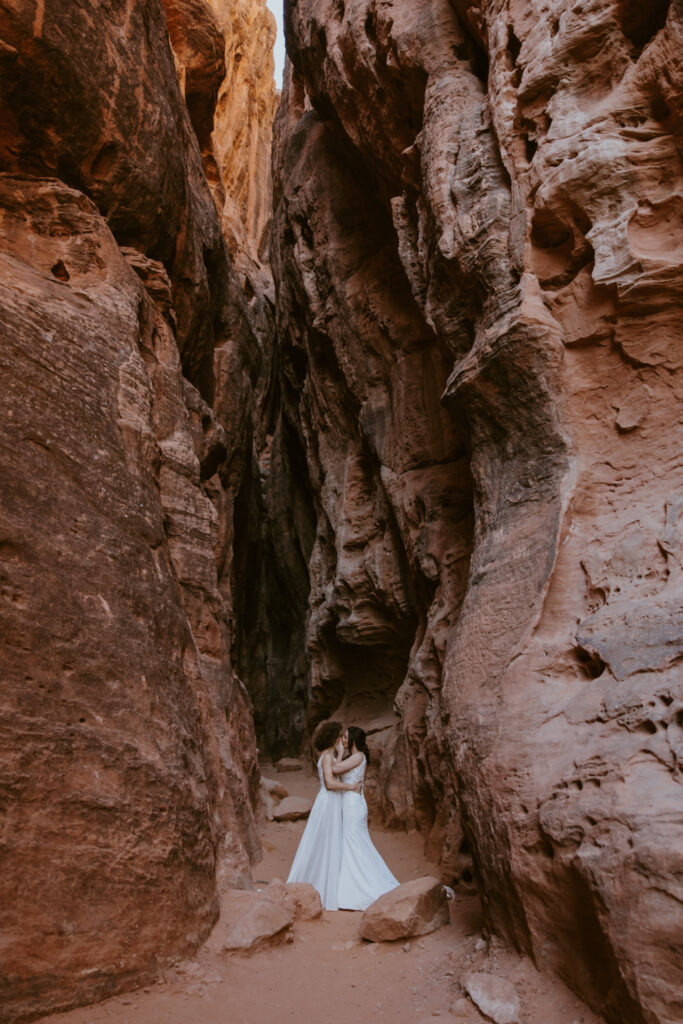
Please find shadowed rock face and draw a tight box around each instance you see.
[267,1,683,1022]
[0,0,274,1019]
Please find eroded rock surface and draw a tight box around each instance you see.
[267,1,683,1022]
[0,0,272,1019]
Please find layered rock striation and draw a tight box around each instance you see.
[267,2,683,1022]
[0,0,275,1019]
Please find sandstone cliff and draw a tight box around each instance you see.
[1,0,682,1022]
[267,2,683,1023]
[0,0,273,1019]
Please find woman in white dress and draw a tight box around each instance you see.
[332,726,399,910]
[286,721,362,910]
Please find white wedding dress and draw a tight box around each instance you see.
[337,755,399,910]
[286,754,343,910]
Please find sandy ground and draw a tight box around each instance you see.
[43,762,603,1024]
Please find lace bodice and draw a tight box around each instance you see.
[340,755,366,787]
[317,753,366,790]
[317,752,341,789]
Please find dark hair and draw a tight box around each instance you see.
[313,720,343,752]
[347,726,370,765]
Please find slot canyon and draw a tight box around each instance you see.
[0,0,681,1023]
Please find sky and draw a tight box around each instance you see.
[265,0,286,88]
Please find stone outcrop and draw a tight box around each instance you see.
[267,1,683,1022]
[0,0,273,1019]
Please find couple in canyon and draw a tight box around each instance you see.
[287,721,399,911]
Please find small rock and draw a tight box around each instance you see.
[260,776,289,799]
[264,876,323,925]
[203,972,223,985]
[474,937,486,952]
[284,881,323,920]
[260,787,276,822]
[613,384,651,433]
[403,942,411,952]
[449,999,471,1014]
[274,757,304,772]
[463,972,520,1024]
[272,796,313,821]
[360,877,450,942]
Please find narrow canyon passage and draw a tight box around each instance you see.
[0,1,681,1024]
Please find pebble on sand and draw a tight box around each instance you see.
[463,972,521,1024]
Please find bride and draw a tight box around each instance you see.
[286,721,361,910]
[331,726,399,910]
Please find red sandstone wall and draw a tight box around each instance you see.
[268,2,683,1022]
[0,0,273,1018]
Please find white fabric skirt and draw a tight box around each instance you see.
[286,785,343,910]
[337,790,399,911]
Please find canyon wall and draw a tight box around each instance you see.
[0,0,275,1019]
[269,1,683,1022]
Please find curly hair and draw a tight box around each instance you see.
[347,725,371,765]
[312,720,343,752]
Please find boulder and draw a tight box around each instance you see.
[272,796,313,821]
[359,877,449,942]
[207,890,294,955]
[273,758,304,773]
[265,879,323,920]
[463,973,521,1024]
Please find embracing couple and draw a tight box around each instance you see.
[287,721,399,911]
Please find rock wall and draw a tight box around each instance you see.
[0,0,274,1019]
[269,2,683,1022]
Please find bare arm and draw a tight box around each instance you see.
[322,752,361,792]
[330,751,363,775]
